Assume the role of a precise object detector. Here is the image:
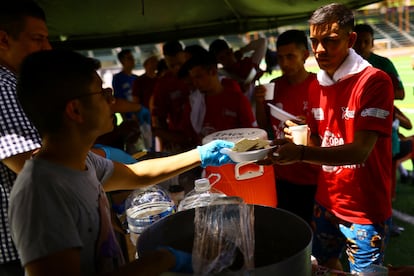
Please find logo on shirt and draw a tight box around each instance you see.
[341,107,355,120]
[224,109,237,118]
[321,130,344,174]
[303,101,309,112]
[321,130,344,147]
[312,108,324,120]
[321,130,365,173]
[361,108,390,119]
[170,90,183,100]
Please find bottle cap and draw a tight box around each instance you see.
[194,178,211,192]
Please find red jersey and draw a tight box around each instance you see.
[308,67,393,224]
[201,78,256,137]
[132,74,157,108]
[222,57,263,97]
[228,57,261,82]
[151,71,192,134]
[266,73,320,185]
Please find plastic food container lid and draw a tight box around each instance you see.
[202,128,267,145]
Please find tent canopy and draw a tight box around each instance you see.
[38,0,381,50]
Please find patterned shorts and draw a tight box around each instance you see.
[311,202,391,273]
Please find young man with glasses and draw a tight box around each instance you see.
[9,49,234,276]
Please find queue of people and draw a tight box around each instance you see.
[1,1,414,275]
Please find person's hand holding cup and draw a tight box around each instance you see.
[288,124,309,146]
[263,82,275,100]
[283,118,309,146]
[253,85,266,104]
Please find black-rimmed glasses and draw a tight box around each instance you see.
[71,88,114,102]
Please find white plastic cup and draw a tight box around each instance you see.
[263,83,275,100]
[289,124,308,146]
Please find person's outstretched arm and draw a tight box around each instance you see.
[103,140,234,192]
[271,130,378,166]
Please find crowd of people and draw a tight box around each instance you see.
[1,1,414,275]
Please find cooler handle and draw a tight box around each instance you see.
[234,162,264,180]
[207,173,221,187]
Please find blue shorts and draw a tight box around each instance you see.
[311,202,391,273]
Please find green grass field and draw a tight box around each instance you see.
[260,48,414,267]
[381,52,414,266]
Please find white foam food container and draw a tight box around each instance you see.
[202,128,268,144]
[220,145,276,163]
[267,103,296,122]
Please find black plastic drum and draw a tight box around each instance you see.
[137,205,313,276]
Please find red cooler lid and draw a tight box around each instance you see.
[202,128,267,145]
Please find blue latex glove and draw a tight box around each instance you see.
[93,144,136,164]
[164,247,193,273]
[197,140,235,168]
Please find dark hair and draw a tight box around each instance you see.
[178,52,216,78]
[17,50,100,135]
[209,39,230,57]
[0,1,46,39]
[162,40,183,57]
[184,44,208,58]
[156,58,168,76]
[309,3,354,33]
[354,24,374,36]
[277,29,309,50]
[265,48,278,74]
[117,49,132,62]
[143,55,158,67]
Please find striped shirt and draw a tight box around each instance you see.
[0,65,41,263]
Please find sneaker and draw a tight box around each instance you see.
[390,224,405,237]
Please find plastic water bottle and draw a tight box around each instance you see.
[125,186,175,247]
[177,177,226,211]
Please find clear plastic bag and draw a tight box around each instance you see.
[192,201,255,275]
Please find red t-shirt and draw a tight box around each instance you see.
[228,57,260,82]
[201,78,256,137]
[226,57,263,96]
[151,72,192,133]
[265,73,320,185]
[132,74,157,108]
[308,67,394,224]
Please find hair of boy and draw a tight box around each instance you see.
[309,3,355,33]
[276,29,309,51]
[117,49,132,62]
[184,44,208,59]
[178,51,216,79]
[162,40,183,57]
[0,0,46,39]
[143,55,158,67]
[17,50,100,135]
[354,23,374,36]
[209,39,230,57]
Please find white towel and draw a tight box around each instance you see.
[189,89,206,134]
[317,48,371,86]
